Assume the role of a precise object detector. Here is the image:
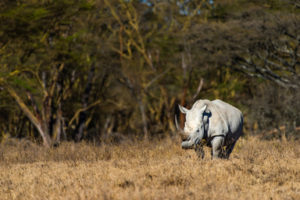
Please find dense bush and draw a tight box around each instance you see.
[0,0,299,146]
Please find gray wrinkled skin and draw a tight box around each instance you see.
[179,99,243,159]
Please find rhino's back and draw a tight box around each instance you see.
[211,99,243,136]
[192,99,243,134]
[212,99,242,118]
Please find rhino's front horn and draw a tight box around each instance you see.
[175,115,189,139]
[175,115,182,131]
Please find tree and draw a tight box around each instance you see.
[0,0,299,144]
[0,0,104,146]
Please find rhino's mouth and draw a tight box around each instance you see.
[181,138,194,149]
[180,134,189,141]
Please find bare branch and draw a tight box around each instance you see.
[68,99,102,126]
[144,66,174,90]
[192,78,204,100]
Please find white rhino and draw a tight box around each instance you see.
[176,99,243,159]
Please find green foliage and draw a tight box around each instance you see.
[210,68,246,101]
[0,0,299,143]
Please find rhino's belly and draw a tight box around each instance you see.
[205,131,240,147]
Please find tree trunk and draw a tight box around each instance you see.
[138,95,149,140]
[53,103,62,145]
[6,86,52,147]
[73,64,95,142]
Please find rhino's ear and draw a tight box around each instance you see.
[199,105,207,115]
[178,105,189,114]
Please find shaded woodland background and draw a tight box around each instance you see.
[0,0,299,147]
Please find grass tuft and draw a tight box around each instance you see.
[0,136,299,199]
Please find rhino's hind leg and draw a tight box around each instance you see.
[223,141,237,159]
[195,143,205,159]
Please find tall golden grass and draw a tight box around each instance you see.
[0,135,299,200]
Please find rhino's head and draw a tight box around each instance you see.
[177,104,210,149]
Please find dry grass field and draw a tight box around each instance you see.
[0,135,299,200]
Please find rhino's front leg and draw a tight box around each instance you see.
[210,136,225,159]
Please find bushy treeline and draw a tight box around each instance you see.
[0,0,299,146]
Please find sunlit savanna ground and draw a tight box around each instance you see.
[0,135,299,200]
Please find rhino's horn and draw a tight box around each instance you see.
[175,115,182,131]
[175,115,189,139]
